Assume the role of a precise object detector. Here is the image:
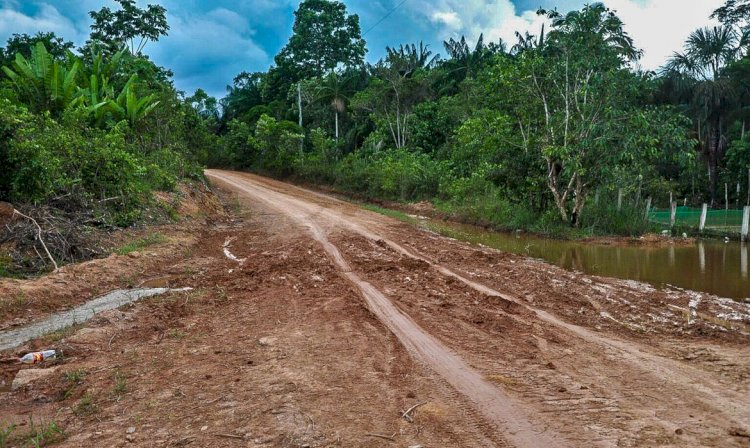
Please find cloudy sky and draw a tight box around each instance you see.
[0,0,723,97]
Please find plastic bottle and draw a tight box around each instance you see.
[19,350,57,364]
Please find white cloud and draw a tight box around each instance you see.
[603,0,723,70]
[406,0,723,69]
[431,11,463,31]
[0,3,85,44]
[406,0,549,49]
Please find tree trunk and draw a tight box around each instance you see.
[571,177,586,227]
[334,111,339,140]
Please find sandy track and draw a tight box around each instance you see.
[207,170,564,447]
[207,169,750,447]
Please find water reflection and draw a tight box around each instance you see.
[420,220,750,300]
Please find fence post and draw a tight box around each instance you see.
[670,201,677,228]
[617,188,623,211]
[738,182,741,209]
[726,183,729,211]
[699,203,707,232]
[742,206,750,242]
[644,197,652,220]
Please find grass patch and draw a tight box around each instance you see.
[359,203,417,224]
[113,371,127,398]
[0,419,65,448]
[115,233,168,256]
[44,324,83,343]
[73,393,97,417]
[0,254,22,279]
[0,292,28,315]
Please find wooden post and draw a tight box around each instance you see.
[725,183,729,211]
[737,182,741,209]
[699,203,708,232]
[644,197,652,220]
[617,188,623,211]
[670,201,677,228]
[742,206,750,242]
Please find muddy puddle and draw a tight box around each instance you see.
[416,219,750,300]
[0,288,190,351]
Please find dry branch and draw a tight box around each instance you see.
[365,432,396,442]
[214,433,244,440]
[401,401,427,422]
[11,208,59,271]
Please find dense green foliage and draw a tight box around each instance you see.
[7,0,750,239]
[0,1,205,226]
[211,0,726,236]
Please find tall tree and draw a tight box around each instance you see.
[274,0,366,81]
[664,25,747,204]
[88,0,169,55]
[498,3,655,224]
[311,72,356,139]
[442,34,492,82]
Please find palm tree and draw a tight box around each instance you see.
[665,25,747,204]
[314,71,355,140]
[442,34,493,82]
[385,42,439,75]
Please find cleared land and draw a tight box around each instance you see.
[0,170,748,447]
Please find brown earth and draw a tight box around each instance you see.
[0,170,749,447]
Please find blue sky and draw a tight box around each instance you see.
[0,0,723,98]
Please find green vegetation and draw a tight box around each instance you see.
[73,393,97,416]
[0,0,212,275]
[113,371,127,398]
[0,419,65,448]
[207,0,750,237]
[115,232,168,255]
[5,0,750,242]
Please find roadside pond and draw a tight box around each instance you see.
[416,218,750,301]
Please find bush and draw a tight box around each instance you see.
[580,200,656,236]
[0,100,201,226]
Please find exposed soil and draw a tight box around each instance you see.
[1,170,749,447]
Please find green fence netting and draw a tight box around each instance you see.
[648,206,745,229]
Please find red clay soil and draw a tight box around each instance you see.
[0,170,748,447]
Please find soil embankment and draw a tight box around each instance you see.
[0,170,748,447]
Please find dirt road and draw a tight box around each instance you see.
[1,170,749,447]
[206,170,750,447]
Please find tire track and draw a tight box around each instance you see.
[207,171,570,448]
[211,170,750,432]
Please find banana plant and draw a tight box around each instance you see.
[77,49,160,126]
[1,42,82,114]
[108,75,160,125]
